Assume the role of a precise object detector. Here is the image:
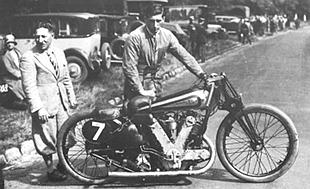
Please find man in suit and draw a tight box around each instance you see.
[0,34,27,109]
[20,22,77,181]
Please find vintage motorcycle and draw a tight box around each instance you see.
[57,72,298,185]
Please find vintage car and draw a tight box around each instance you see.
[0,12,105,84]
[164,4,226,37]
[212,15,241,34]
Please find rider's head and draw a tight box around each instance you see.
[141,3,164,35]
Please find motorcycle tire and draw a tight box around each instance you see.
[57,110,112,185]
[216,104,298,183]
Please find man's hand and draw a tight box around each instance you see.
[198,73,208,80]
[37,108,49,123]
[139,89,156,97]
[70,100,78,109]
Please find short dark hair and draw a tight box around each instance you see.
[37,21,56,33]
[140,3,163,20]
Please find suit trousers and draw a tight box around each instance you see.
[31,95,69,156]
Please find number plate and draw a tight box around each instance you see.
[0,84,8,93]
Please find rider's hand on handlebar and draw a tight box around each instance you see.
[139,89,156,98]
[198,73,208,81]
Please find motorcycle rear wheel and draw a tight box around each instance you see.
[216,104,298,182]
[57,110,114,185]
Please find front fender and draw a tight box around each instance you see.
[64,48,93,69]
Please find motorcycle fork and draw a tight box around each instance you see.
[235,112,262,147]
[200,82,216,134]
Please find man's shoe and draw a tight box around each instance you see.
[57,163,67,174]
[47,169,67,182]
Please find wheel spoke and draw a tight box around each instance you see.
[263,147,279,170]
[69,147,86,164]
[239,149,253,172]
[254,151,268,174]
[264,144,288,160]
[228,143,251,165]
[264,126,287,144]
[81,154,90,173]
[226,132,249,144]
[260,115,280,138]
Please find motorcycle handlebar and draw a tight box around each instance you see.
[206,74,225,83]
[199,72,225,84]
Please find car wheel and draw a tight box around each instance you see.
[67,56,88,84]
[101,43,112,70]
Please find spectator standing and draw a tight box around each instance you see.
[194,17,208,62]
[278,16,284,31]
[239,19,252,45]
[187,16,197,55]
[270,17,277,34]
[0,34,27,109]
[20,22,77,182]
[295,18,301,29]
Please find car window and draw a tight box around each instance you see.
[0,15,100,39]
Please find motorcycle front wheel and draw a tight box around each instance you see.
[57,110,114,185]
[216,104,298,182]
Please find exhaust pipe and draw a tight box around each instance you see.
[0,154,7,189]
[108,137,216,178]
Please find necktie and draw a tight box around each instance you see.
[47,51,59,77]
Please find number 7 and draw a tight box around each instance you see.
[92,122,106,140]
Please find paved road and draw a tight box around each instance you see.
[5,27,310,188]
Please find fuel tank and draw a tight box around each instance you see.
[127,88,209,116]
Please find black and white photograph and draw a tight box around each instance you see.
[0,0,308,188]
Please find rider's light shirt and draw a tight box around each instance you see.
[123,25,203,99]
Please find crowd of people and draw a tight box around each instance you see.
[250,14,302,36]
[184,13,304,60]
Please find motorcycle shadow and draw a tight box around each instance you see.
[190,168,245,183]
[4,160,242,187]
[93,176,192,188]
[92,168,243,188]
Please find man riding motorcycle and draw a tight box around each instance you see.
[122,2,207,101]
[122,1,208,167]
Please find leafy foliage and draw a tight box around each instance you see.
[168,0,310,17]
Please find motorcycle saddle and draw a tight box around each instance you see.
[98,108,121,120]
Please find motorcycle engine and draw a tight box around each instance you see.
[155,110,204,142]
[153,110,205,170]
